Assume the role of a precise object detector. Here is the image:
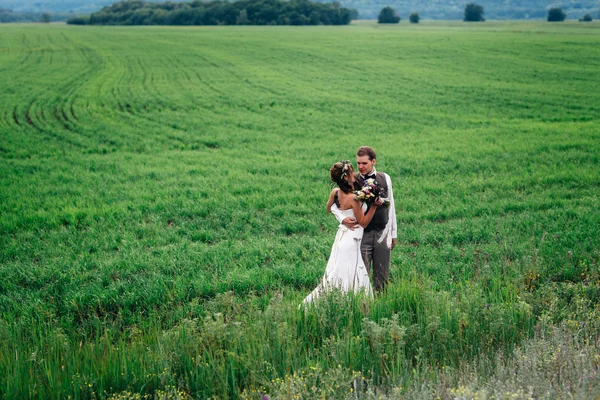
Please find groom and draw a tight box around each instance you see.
[330,146,397,292]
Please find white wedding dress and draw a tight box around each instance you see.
[303,207,373,304]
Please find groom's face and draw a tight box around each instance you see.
[356,155,376,176]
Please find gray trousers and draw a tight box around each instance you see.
[361,228,390,292]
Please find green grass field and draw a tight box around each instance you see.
[1,21,599,399]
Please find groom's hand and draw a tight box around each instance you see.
[391,238,397,250]
[342,217,359,230]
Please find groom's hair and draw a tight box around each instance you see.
[357,146,376,160]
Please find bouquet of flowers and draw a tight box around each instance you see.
[354,178,390,207]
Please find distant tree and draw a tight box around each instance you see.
[409,12,420,23]
[67,15,89,24]
[236,9,249,24]
[168,7,195,25]
[349,8,359,20]
[378,6,400,23]
[547,7,566,21]
[150,9,168,24]
[128,8,152,24]
[289,11,309,25]
[40,12,51,23]
[464,3,484,21]
[579,13,592,22]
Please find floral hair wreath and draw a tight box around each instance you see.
[340,160,352,181]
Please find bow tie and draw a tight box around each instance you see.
[362,174,376,181]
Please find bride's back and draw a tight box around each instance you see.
[337,189,357,211]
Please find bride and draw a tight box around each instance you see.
[302,160,382,304]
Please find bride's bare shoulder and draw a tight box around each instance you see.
[337,190,355,210]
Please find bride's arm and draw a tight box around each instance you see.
[352,200,378,228]
[326,189,338,213]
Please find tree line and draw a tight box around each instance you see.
[342,0,598,21]
[0,8,73,23]
[377,3,594,23]
[67,0,357,25]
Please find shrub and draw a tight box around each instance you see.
[547,7,566,22]
[409,12,420,23]
[378,7,400,24]
[579,13,592,22]
[40,12,51,23]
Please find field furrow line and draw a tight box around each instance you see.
[132,56,167,113]
[12,108,20,127]
[1,36,55,136]
[53,107,72,132]
[75,44,192,148]
[138,56,227,121]
[143,40,224,97]
[101,54,140,117]
[15,33,106,149]
[100,106,192,149]
[192,70,225,95]
[25,102,39,131]
[135,57,154,111]
[0,110,10,130]
[155,56,205,109]
[59,44,105,128]
[39,39,105,144]
[70,105,78,121]
[157,37,282,98]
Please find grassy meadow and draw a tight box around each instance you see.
[1,21,599,399]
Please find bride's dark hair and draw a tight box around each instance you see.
[330,161,354,193]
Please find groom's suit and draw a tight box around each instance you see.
[331,169,397,291]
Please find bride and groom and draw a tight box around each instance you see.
[303,146,397,304]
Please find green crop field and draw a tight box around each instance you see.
[1,21,599,399]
